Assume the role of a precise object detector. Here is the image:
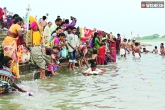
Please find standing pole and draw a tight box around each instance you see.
[131,31,132,40]
[26,5,31,46]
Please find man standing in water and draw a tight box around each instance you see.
[116,33,121,54]
[120,38,127,57]
[132,42,141,58]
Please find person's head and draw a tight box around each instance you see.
[86,40,90,45]
[143,48,146,51]
[113,38,117,41]
[60,21,65,27]
[94,32,99,37]
[0,56,13,68]
[90,63,97,71]
[57,15,60,18]
[155,46,157,49]
[48,22,52,27]
[12,14,19,19]
[117,33,120,37]
[56,27,62,34]
[66,26,72,33]
[132,40,135,43]
[65,19,69,24]
[93,28,96,32]
[14,17,22,25]
[71,27,77,34]
[100,42,106,46]
[52,46,60,54]
[128,39,130,42]
[55,18,62,26]
[135,42,139,46]
[42,16,47,20]
[161,43,164,46]
[90,59,96,64]
[59,33,66,41]
[102,37,107,42]
[110,32,112,34]
[123,38,127,42]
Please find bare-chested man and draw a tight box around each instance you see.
[132,42,141,58]
[120,38,127,57]
[131,40,135,51]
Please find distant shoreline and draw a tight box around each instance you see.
[139,38,165,42]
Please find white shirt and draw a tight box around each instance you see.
[84,68,103,74]
[67,34,79,52]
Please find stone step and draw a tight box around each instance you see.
[0,41,2,45]
[0,37,5,41]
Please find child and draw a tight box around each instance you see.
[152,46,158,54]
[132,42,141,58]
[98,42,106,65]
[67,27,79,70]
[58,33,67,58]
[82,63,104,75]
[46,46,60,76]
[0,56,26,93]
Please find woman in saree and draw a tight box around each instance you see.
[93,32,101,50]
[0,56,26,94]
[110,38,117,62]
[29,16,42,46]
[2,17,24,78]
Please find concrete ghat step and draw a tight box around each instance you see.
[0,37,5,41]
[19,63,38,75]
[0,41,2,45]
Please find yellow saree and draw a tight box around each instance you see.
[29,16,43,46]
[2,30,20,78]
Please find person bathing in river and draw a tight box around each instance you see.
[160,43,164,55]
[82,63,104,75]
[142,48,150,53]
[76,44,88,68]
[98,42,106,65]
[132,42,141,58]
[152,46,158,54]
[92,49,98,64]
[160,46,165,55]
[131,40,135,51]
[0,56,26,93]
[42,46,60,76]
[127,39,132,52]
[116,33,121,54]
[120,38,127,57]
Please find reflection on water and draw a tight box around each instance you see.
[1,42,165,110]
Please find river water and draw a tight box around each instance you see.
[0,42,165,110]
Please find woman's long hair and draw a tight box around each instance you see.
[92,32,98,47]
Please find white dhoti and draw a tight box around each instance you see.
[135,53,140,58]
[120,48,125,55]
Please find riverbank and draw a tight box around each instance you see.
[140,37,165,42]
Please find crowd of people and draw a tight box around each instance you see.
[0,6,164,94]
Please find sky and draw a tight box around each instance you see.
[1,0,165,38]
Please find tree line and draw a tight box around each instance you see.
[139,34,165,40]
